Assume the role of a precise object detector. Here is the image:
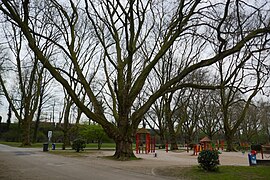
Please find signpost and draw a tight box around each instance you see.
[48,131,52,141]
[48,131,52,150]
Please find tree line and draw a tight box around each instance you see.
[0,0,270,160]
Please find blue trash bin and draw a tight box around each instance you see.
[248,153,257,166]
[52,143,56,150]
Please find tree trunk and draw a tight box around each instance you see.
[7,105,11,131]
[21,118,31,146]
[97,139,102,150]
[32,118,40,143]
[160,133,165,145]
[33,97,43,143]
[113,137,135,160]
[167,121,178,150]
[62,99,72,149]
[164,95,179,151]
[225,132,236,151]
[166,113,178,150]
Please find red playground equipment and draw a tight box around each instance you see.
[200,136,211,150]
[193,137,225,155]
[136,128,156,154]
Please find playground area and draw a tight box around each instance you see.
[130,128,270,169]
[100,148,259,167]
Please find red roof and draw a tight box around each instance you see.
[200,136,211,142]
[137,128,150,134]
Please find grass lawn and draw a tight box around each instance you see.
[0,141,116,149]
[156,166,270,180]
[48,149,97,158]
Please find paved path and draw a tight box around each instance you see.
[0,144,173,180]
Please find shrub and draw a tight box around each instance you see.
[2,130,21,142]
[72,138,86,152]
[36,131,47,143]
[51,131,64,143]
[198,150,220,171]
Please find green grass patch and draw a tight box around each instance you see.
[48,149,95,158]
[156,166,270,180]
[0,141,62,148]
[0,141,116,149]
[0,141,26,147]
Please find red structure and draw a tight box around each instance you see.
[136,128,155,154]
[220,140,224,150]
[165,143,168,152]
[200,136,211,150]
[193,144,203,155]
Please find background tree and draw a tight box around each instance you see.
[144,98,167,145]
[61,91,73,149]
[218,56,269,151]
[238,104,261,143]
[210,1,270,151]
[198,91,222,140]
[80,124,105,150]
[32,67,55,143]
[0,25,46,145]
[181,89,202,145]
[257,100,270,144]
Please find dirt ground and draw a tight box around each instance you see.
[84,148,252,176]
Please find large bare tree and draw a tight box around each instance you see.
[1,0,270,159]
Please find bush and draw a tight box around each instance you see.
[2,130,21,142]
[198,150,220,171]
[52,131,64,143]
[36,131,47,143]
[72,138,86,152]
